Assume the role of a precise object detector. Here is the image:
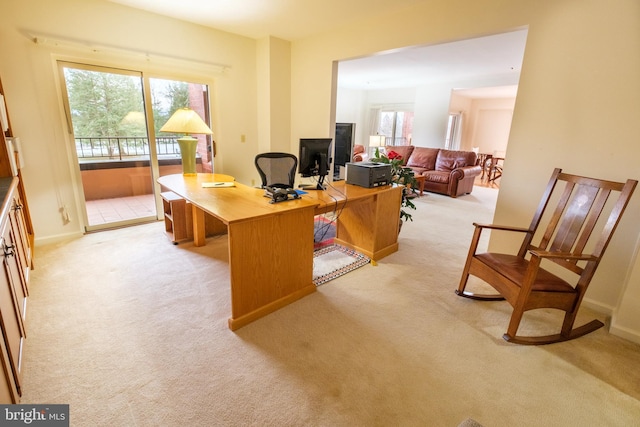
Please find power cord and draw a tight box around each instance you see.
[313,180,347,244]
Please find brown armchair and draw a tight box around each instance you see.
[352,144,368,162]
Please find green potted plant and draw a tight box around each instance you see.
[372,148,418,223]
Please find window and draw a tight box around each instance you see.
[445,113,462,150]
[376,110,414,146]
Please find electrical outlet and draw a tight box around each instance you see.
[241,134,246,143]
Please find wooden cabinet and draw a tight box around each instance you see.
[161,191,191,243]
[161,190,226,244]
[0,77,34,403]
[0,179,28,399]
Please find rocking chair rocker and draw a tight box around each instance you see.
[456,168,637,345]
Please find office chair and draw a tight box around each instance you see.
[254,152,298,189]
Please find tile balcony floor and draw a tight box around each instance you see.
[86,194,157,226]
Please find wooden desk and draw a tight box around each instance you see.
[157,174,402,330]
[303,182,403,261]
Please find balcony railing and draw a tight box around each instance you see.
[75,137,181,161]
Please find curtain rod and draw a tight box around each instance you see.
[27,31,231,74]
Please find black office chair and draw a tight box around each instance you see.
[254,152,298,189]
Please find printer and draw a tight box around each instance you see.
[345,162,392,188]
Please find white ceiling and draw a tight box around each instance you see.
[337,30,527,92]
[107,0,527,96]
[107,0,428,41]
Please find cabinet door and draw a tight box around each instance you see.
[0,219,26,396]
[0,328,19,403]
[8,193,31,296]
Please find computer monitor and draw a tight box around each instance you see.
[298,138,332,190]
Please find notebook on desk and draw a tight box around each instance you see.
[202,182,235,188]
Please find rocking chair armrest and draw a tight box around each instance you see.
[528,249,597,262]
[473,223,531,233]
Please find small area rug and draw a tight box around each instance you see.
[313,244,370,286]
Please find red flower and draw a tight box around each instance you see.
[387,151,403,161]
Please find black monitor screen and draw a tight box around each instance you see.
[298,138,332,187]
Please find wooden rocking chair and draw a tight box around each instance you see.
[456,168,637,345]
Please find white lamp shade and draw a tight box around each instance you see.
[369,135,385,147]
[160,108,213,135]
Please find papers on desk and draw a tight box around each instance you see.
[202,182,235,188]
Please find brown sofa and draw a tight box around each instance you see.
[385,145,481,197]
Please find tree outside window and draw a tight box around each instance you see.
[378,110,414,146]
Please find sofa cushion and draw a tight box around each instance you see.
[423,170,451,184]
[435,149,478,172]
[406,147,440,170]
[384,145,414,165]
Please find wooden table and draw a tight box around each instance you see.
[158,174,402,330]
[487,156,504,182]
[477,153,493,180]
[412,175,426,196]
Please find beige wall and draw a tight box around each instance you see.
[448,95,516,153]
[256,37,292,162]
[1,0,639,342]
[289,0,640,342]
[465,98,516,154]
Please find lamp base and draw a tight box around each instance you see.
[177,136,198,175]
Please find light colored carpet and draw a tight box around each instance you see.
[20,186,640,426]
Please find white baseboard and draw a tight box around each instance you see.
[582,297,614,316]
[609,321,640,345]
[35,230,84,246]
[583,299,640,344]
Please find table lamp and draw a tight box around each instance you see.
[160,108,213,175]
[369,135,385,157]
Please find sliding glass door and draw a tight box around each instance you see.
[59,62,212,232]
[60,63,155,231]
[148,78,212,178]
